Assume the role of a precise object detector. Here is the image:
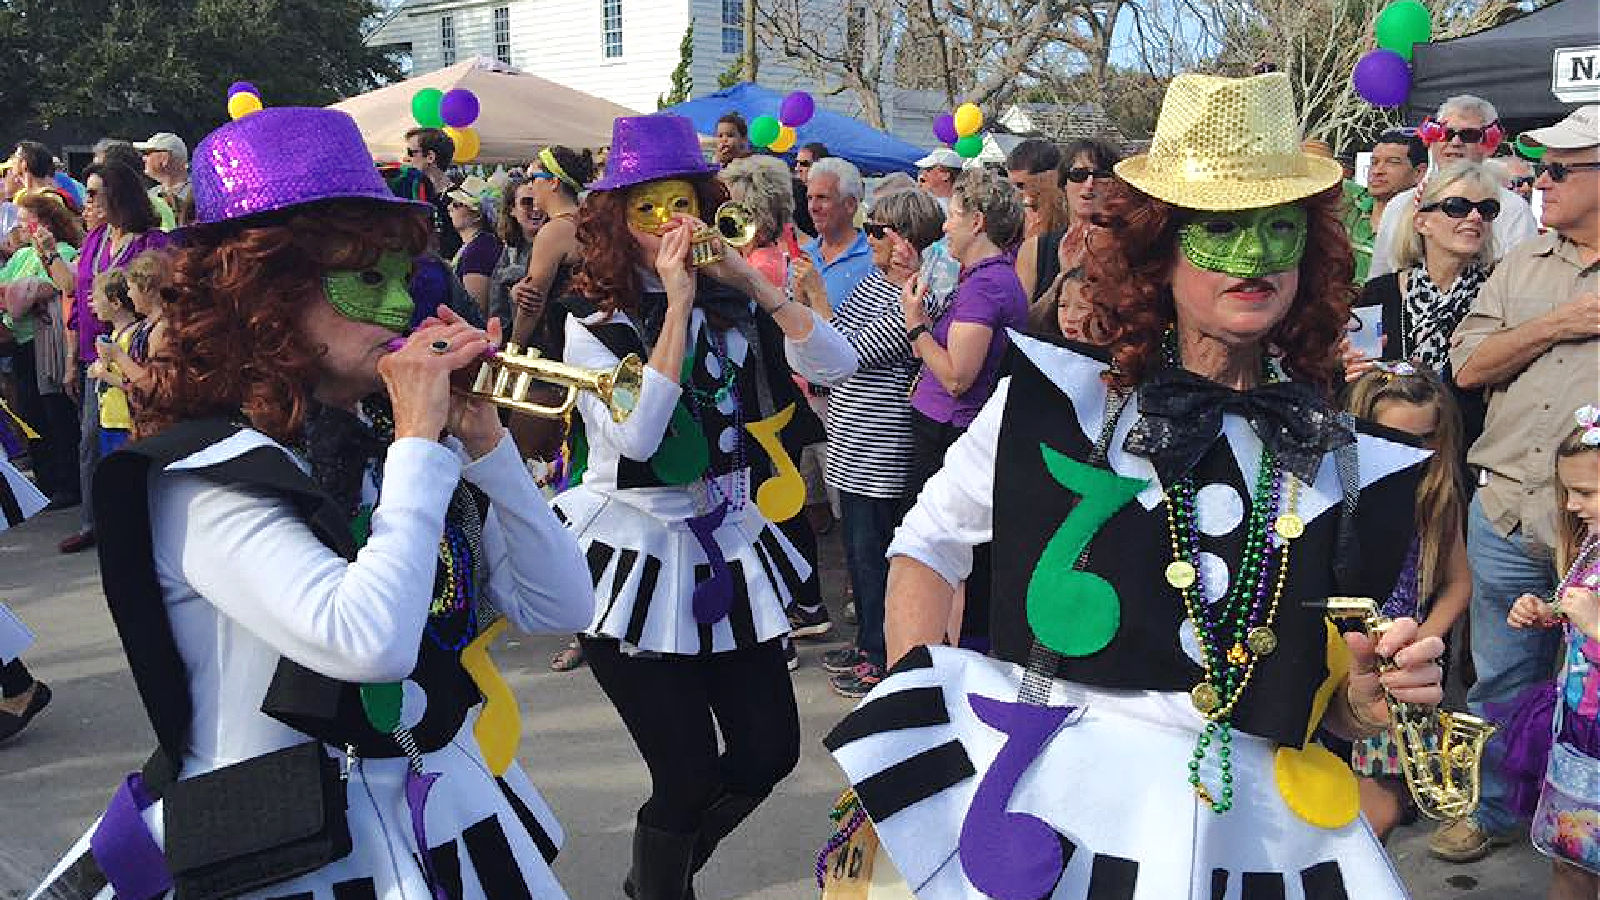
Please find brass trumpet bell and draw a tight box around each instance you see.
[690,202,758,267]
[464,344,643,423]
[1325,597,1496,821]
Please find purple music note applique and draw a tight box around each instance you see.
[687,499,734,624]
[958,694,1078,900]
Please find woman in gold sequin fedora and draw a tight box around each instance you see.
[821,72,1447,899]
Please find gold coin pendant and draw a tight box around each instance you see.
[1166,560,1198,589]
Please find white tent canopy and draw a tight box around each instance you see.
[329,57,639,164]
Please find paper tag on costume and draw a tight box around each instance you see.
[822,818,880,900]
[0,602,36,663]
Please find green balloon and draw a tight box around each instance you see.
[1374,0,1432,61]
[412,88,445,128]
[749,114,782,148]
[954,134,984,159]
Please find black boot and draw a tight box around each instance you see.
[690,791,767,875]
[624,823,697,900]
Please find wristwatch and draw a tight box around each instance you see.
[906,323,931,343]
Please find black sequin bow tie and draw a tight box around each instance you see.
[1123,368,1354,485]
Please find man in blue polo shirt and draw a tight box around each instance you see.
[803,157,873,308]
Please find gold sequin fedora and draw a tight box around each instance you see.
[1114,72,1343,211]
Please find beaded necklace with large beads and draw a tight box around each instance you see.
[1158,333,1302,813]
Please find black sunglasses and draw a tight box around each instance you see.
[1064,167,1114,183]
[1419,196,1500,220]
[863,221,895,240]
[516,196,540,209]
[1509,176,1535,189]
[1534,161,1600,183]
[1441,127,1493,144]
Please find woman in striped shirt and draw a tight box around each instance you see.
[797,187,948,697]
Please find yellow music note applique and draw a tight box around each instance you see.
[745,402,806,523]
[461,618,521,776]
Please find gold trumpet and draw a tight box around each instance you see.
[1325,597,1496,821]
[690,202,758,267]
[462,344,643,423]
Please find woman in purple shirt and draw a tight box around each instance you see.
[901,167,1027,646]
[53,161,168,554]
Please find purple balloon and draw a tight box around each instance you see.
[933,113,959,146]
[779,91,816,128]
[227,81,259,99]
[1352,49,1411,107]
[439,89,480,128]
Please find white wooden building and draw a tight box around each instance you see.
[366,0,947,147]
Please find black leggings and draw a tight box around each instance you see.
[580,636,800,833]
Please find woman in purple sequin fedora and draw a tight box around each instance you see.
[30,107,592,900]
[550,114,858,900]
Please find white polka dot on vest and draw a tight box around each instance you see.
[1196,483,1245,536]
[718,427,739,453]
[1197,551,1231,600]
[704,351,722,379]
[1178,617,1205,666]
[398,679,428,731]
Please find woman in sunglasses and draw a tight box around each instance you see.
[1015,137,1123,305]
[488,176,546,328]
[1348,161,1501,449]
[509,146,591,357]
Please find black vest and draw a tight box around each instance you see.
[93,419,484,786]
[989,344,1423,747]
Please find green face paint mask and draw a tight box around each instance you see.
[1178,205,1308,278]
[322,251,415,331]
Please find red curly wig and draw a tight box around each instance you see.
[1083,185,1353,397]
[570,177,730,318]
[137,200,430,443]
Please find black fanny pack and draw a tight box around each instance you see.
[163,741,352,900]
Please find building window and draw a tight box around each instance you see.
[440,14,456,65]
[493,6,511,64]
[602,0,622,58]
[721,0,743,55]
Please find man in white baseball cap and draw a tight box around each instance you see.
[1440,103,1600,865]
[135,132,191,226]
[915,147,964,210]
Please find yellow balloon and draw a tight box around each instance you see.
[227,92,263,120]
[445,126,480,163]
[769,126,798,154]
[954,102,983,138]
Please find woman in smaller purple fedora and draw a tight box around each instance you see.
[30,108,592,900]
[553,115,857,900]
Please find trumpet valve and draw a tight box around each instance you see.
[690,228,724,267]
[471,361,495,395]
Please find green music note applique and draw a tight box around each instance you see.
[1025,444,1147,657]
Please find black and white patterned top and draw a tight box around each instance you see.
[823,272,923,501]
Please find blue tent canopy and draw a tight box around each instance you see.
[660,83,924,175]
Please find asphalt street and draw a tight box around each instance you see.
[0,505,1557,899]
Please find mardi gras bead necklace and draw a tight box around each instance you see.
[1158,331,1302,813]
[685,328,749,512]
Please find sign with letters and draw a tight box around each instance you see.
[1553,45,1600,103]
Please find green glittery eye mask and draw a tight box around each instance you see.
[1178,205,1307,278]
[322,251,415,331]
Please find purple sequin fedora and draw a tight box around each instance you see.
[588,115,719,192]
[192,107,428,225]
